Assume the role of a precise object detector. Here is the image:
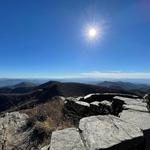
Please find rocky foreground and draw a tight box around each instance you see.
[0,93,150,150]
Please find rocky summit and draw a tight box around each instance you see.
[45,93,150,150]
[0,93,150,150]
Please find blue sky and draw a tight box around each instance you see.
[0,0,150,78]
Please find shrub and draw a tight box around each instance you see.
[21,97,75,147]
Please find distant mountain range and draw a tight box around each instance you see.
[0,81,129,113]
[0,80,150,113]
[0,78,150,88]
[98,81,150,90]
[0,79,49,87]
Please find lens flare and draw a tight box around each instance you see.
[84,25,103,43]
[88,28,97,38]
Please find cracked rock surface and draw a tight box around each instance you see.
[49,115,144,150]
[0,112,35,150]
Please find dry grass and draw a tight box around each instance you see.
[21,97,74,147]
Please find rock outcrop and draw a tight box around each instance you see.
[64,93,126,119]
[118,96,150,150]
[79,115,144,150]
[50,128,86,150]
[0,112,35,150]
[47,115,144,150]
[46,93,150,150]
[1,93,150,150]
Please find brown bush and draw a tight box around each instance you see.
[21,97,74,147]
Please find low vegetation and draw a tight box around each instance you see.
[21,97,74,147]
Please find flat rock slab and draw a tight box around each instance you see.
[79,115,144,150]
[120,109,150,132]
[123,104,148,112]
[114,96,146,107]
[50,128,86,150]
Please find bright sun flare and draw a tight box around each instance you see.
[84,25,103,42]
[88,28,97,38]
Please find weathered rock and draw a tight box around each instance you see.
[50,128,86,150]
[83,93,113,103]
[0,112,35,150]
[66,97,78,102]
[123,104,149,112]
[120,109,150,150]
[64,100,90,118]
[79,115,144,150]
[83,93,138,103]
[120,110,150,133]
[90,101,100,106]
[100,100,112,106]
[114,96,146,107]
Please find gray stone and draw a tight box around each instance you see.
[100,100,112,106]
[50,128,86,150]
[90,101,100,106]
[120,109,150,150]
[65,97,78,102]
[83,93,138,103]
[0,112,35,150]
[114,96,146,107]
[120,109,150,132]
[79,115,144,150]
[75,101,90,107]
[123,104,148,112]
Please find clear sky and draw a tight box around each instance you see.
[0,0,150,78]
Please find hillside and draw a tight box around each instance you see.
[0,81,130,113]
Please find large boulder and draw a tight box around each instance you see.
[50,128,86,150]
[116,95,150,130]
[120,107,150,150]
[79,115,144,150]
[120,110,150,134]
[0,112,35,150]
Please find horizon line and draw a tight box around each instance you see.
[0,71,150,79]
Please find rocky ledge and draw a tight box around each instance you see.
[44,93,150,150]
[0,93,150,150]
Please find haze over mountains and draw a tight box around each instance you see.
[0,81,123,112]
[0,79,150,95]
[0,79,150,113]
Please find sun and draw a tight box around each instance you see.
[83,24,104,43]
[85,25,102,41]
[88,28,97,38]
